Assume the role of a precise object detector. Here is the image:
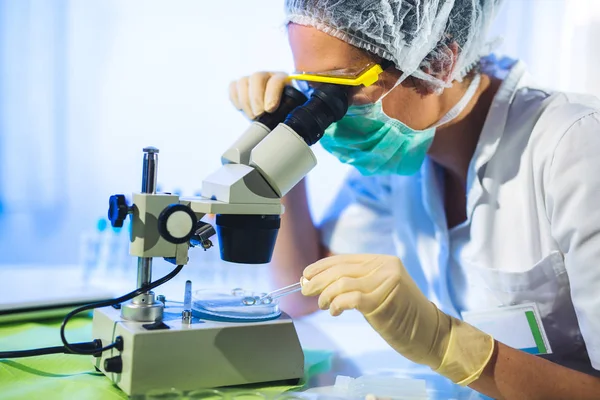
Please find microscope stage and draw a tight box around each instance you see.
[92,306,304,396]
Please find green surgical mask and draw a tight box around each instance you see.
[320,74,481,176]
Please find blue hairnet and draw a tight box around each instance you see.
[284,0,503,90]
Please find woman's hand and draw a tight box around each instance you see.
[301,254,494,386]
[229,72,288,119]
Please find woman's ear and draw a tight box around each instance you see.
[430,40,460,84]
[400,74,437,96]
[401,40,460,96]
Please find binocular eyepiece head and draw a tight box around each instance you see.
[218,83,349,264]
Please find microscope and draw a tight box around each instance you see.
[92,84,349,396]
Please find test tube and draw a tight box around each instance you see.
[182,280,192,323]
[259,278,308,302]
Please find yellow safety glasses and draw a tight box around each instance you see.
[288,60,394,104]
[288,62,390,88]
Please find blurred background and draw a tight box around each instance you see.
[1,0,600,291]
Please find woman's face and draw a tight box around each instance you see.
[287,23,441,130]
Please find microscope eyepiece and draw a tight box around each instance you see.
[283,84,350,146]
[255,86,307,131]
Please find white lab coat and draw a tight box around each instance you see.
[319,57,600,375]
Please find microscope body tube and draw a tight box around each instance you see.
[221,86,308,166]
[248,84,349,198]
[221,122,271,165]
[249,123,317,198]
[221,84,347,199]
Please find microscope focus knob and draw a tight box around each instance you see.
[158,204,198,244]
[108,194,129,228]
[104,356,123,373]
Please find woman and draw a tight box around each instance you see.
[229,1,600,398]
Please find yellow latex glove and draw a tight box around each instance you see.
[301,254,494,386]
[229,72,288,119]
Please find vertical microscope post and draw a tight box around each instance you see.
[120,147,164,322]
[137,147,158,288]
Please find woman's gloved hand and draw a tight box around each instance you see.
[229,72,288,120]
[301,254,495,386]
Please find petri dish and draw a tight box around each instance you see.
[192,288,281,322]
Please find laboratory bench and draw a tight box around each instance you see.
[0,309,487,399]
[0,264,485,399]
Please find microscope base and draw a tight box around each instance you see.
[92,306,304,396]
